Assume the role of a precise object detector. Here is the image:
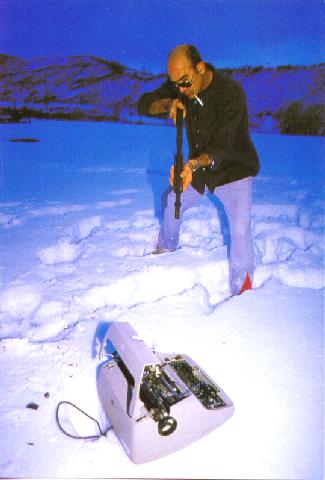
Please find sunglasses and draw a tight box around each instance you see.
[172,71,196,89]
[174,79,192,89]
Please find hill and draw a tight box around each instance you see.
[0,54,324,134]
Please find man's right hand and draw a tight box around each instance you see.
[169,99,186,124]
[170,162,193,191]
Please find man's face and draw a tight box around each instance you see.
[168,55,203,99]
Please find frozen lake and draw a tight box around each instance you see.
[1,120,323,204]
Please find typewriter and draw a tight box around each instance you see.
[98,321,234,463]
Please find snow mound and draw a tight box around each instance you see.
[38,239,82,265]
[72,215,102,242]
[254,263,324,290]
[252,203,299,220]
[0,283,42,317]
[75,260,229,313]
[28,301,80,341]
[31,204,89,217]
[0,284,43,337]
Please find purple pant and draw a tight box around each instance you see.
[158,177,254,295]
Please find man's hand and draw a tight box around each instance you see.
[169,99,186,125]
[170,162,193,191]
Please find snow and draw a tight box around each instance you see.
[0,120,324,479]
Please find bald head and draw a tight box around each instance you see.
[168,44,202,69]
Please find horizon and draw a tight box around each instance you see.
[0,51,323,75]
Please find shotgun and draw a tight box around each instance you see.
[173,108,184,219]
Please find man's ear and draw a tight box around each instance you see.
[196,61,206,75]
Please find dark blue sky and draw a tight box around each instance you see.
[0,0,324,73]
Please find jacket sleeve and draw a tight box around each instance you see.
[137,80,178,116]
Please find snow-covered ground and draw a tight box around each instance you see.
[0,120,324,479]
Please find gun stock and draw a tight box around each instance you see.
[173,108,184,219]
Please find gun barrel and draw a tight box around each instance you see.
[173,108,184,219]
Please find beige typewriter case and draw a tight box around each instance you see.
[98,322,234,463]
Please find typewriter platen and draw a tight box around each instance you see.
[98,322,234,463]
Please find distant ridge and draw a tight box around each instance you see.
[0,54,324,134]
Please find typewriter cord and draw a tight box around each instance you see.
[56,401,112,440]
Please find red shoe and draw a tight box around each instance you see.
[239,273,252,294]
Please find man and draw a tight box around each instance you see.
[138,45,260,295]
